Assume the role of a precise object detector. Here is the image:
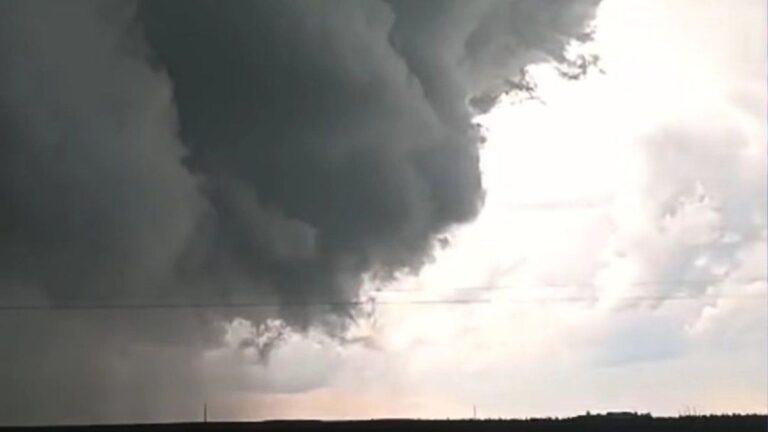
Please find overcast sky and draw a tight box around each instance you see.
[0,0,765,425]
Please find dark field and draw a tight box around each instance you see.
[2,416,766,432]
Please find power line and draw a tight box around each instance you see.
[0,293,763,312]
[373,277,767,293]
[1,298,480,311]
[0,277,763,311]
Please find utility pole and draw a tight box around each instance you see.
[204,402,208,423]
[473,404,477,420]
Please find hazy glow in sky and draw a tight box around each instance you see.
[211,0,767,419]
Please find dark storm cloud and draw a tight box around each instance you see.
[0,0,598,424]
[0,0,204,305]
[138,0,485,325]
[137,0,599,325]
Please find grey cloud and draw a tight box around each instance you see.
[591,314,689,367]
[599,115,767,305]
[0,0,204,304]
[0,0,599,424]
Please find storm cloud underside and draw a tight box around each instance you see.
[0,0,598,424]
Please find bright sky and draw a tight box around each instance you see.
[211,0,767,419]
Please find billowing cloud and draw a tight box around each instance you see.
[0,0,599,424]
